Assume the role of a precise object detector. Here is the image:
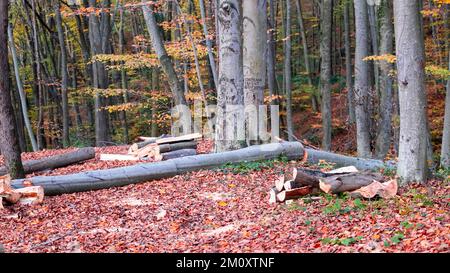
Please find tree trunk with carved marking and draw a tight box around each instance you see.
[215,0,246,152]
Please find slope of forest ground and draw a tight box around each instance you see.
[0,139,449,253]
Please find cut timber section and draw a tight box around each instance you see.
[100,154,140,161]
[0,147,95,176]
[12,142,304,196]
[1,175,44,208]
[156,133,202,145]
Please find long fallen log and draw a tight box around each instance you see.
[305,148,388,171]
[0,147,95,176]
[157,141,197,154]
[12,142,304,196]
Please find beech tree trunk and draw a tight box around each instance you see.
[375,0,394,159]
[354,0,372,158]
[320,0,332,151]
[440,4,450,168]
[54,0,70,147]
[394,0,428,184]
[285,0,293,141]
[243,0,267,144]
[215,0,246,152]
[0,0,25,179]
[142,1,187,107]
[343,1,355,124]
[7,24,38,152]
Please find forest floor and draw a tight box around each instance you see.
[0,140,449,253]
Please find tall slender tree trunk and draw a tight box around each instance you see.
[320,0,332,151]
[343,1,355,124]
[441,4,450,168]
[394,0,428,184]
[199,0,218,90]
[0,0,25,179]
[284,0,293,141]
[54,0,70,147]
[215,0,246,152]
[8,24,38,152]
[295,0,317,112]
[142,1,187,107]
[354,0,372,158]
[243,0,267,144]
[375,0,394,159]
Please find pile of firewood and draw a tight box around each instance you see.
[269,166,398,203]
[0,175,44,209]
[100,133,202,162]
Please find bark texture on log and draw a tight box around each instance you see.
[12,142,304,196]
[157,141,197,154]
[0,147,95,176]
[277,187,313,202]
[305,148,387,170]
[156,149,197,161]
[319,172,385,194]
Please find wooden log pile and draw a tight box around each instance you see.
[269,166,398,203]
[0,175,44,209]
[101,133,202,162]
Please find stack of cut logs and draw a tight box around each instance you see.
[0,175,44,209]
[270,166,398,203]
[101,133,202,162]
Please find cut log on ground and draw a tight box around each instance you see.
[0,147,95,176]
[319,171,385,194]
[156,133,202,145]
[275,176,289,192]
[12,142,304,196]
[276,187,313,202]
[100,154,140,161]
[269,187,280,204]
[1,175,44,207]
[155,149,197,161]
[128,139,157,154]
[157,141,198,154]
[350,179,398,199]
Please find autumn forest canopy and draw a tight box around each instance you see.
[0,0,449,254]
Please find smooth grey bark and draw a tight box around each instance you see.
[394,0,428,184]
[441,54,450,168]
[295,0,317,112]
[343,1,355,124]
[0,147,95,176]
[441,4,450,168]
[243,0,267,144]
[0,0,25,179]
[89,0,111,147]
[199,0,218,89]
[267,0,279,142]
[215,0,246,152]
[118,1,129,144]
[12,142,304,195]
[367,3,379,97]
[54,0,70,147]
[142,1,187,107]
[375,0,394,159]
[320,0,332,151]
[285,0,293,141]
[7,24,38,152]
[354,0,372,158]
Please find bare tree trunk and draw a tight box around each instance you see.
[243,0,267,144]
[343,1,355,124]
[54,0,70,147]
[8,24,38,152]
[215,0,246,152]
[320,0,332,151]
[295,0,318,112]
[375,0,394,159]
[284,0,293,141]
[0,0,25,179]
[441,4,450,168]
[394,0,428,184]
[354,0,372,158]
[199,0,218,89]
[142,1,187,107]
